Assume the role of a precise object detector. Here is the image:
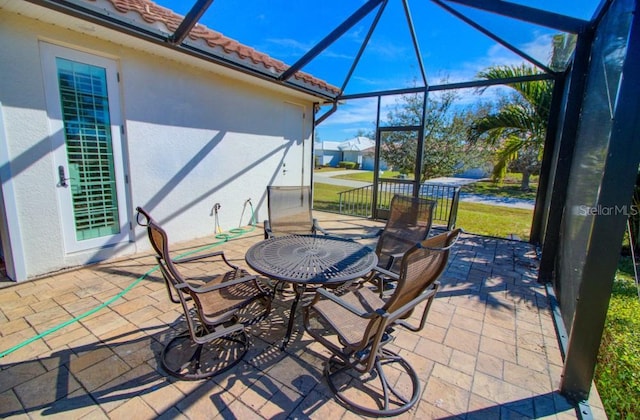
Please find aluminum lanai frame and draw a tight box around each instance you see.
[16,0,637,415]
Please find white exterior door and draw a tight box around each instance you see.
[276,102,306,186]
[41,43,130,253]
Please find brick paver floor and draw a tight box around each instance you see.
[0,212,606,419]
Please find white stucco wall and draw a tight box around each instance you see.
[0,11,315,280]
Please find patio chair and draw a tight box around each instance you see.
[263,185,328,239]
[136,207,272,380]
[366,194,436,295]
[303,228,461,416]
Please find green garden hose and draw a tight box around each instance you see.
[0,205,257,359]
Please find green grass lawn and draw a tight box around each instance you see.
[595,256,640,419]
[313,181,533,240]
[312,183,350,213]
[318,169,537,200]
[455,201,532,241]
[462,176,538,201]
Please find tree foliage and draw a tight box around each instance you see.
[469,64,553,190]
[469,34,577,191]
[381,90,491,182]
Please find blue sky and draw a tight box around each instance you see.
[156,0,602,141]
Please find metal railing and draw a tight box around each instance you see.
[337,179,461,229]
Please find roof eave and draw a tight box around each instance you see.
[21,0,340,102]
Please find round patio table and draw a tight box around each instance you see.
[245,234,378,348]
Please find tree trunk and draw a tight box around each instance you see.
[521,171,531,191]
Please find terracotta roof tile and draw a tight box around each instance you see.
[88,0,339,96]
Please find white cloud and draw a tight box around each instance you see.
[265,38,313,54]
[322,50,355,60]
[454,32,553,78]
[349,74,416,89]
[265,37,359,61]
[367,40,410,60]
[319,99,378,126]
[315,99,379,140]
[316,32,555,138]
[522,32,554,63]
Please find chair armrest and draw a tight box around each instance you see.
[370,266,400,280]
[312,219,382,241]
[173,250,239,270]
[313,288,378,319]
[378,251,404,271]
[388,287,437,321]
[418,229,463,251]
[173,250,223,264]
[177,273,259,294]
[330,229,382,241]
[365,265,400,296]
[388,282,440,329]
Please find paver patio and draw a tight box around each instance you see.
[0,212,606,419]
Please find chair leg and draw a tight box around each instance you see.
[161,329,249,380]
[281,284,306,350]
[324,349,420,417]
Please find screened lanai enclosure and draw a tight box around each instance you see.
[7,0,640,415]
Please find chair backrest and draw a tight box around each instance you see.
[267,185,314,236]
[384,228,461,315]
[354,228,461,371]
[136,208,189,302]
[376,195,436,270]
[138,206,238,344]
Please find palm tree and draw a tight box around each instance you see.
[469,64,553,191]
[470,34,577,191]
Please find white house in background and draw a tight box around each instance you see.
[338,136,375,169]
[0,0,338,281]
[314,136,386,169]
[341,136,390,171]
[314,141,342,167]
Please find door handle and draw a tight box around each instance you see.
[58,165,69,187]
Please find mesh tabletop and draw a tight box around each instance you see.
[245,235,378,285]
